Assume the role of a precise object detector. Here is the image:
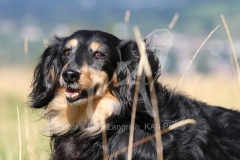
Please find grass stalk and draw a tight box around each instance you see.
[127,26,163,160]
[124,10,131,38]
[221,14,240,89]
[168,13,179,30]
[101,119,108,160]
[177,25,220,87]
[110,119,195,159]
[17,106,22,160]
[127,26,145,160]
[24,37,28,67]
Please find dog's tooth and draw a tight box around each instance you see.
[72,93,79,98]
[65,92,70,98]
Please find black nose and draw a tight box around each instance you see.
[62,69,80,84]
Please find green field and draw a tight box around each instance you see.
[0,67,50,160]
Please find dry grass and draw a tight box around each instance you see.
[130,26,163,160]
[177,25,220,88]
[161,73,240,110]
[0,67,50,160]
[221,14,240,89]
[0,66,239,160]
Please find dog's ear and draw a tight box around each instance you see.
[117,40,139,88]
[29,39,63,108]
[119,40,140,63]
[117,40,161,87]
[117,39,161,114]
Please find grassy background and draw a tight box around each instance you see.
[0,67,50,160]
[0,67,239,160]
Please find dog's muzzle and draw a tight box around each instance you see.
[61,69,96,104]
[62,69,80,84]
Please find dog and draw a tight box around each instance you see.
[30,30,240,160]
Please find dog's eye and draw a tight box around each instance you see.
[63,49,71,56]
[94,52,106,58]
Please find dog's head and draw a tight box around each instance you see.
[30,30,161,134]
[30,30,120,107]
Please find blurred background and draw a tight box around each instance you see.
[0,0,240,159]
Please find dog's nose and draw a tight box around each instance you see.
[62,69,80,83]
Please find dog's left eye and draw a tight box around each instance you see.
[63,49,71,56]
[94,52,106,58]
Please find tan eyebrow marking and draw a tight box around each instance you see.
[67,39,78,48]
[90,42,101,52]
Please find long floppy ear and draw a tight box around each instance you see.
[29,38,63,108]
[117,40,161,88]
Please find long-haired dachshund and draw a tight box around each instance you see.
[30,30,240,160]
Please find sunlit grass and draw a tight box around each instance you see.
[0,67,50,160]
[161,73,240,110]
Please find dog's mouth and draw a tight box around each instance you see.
[64,87,96,104]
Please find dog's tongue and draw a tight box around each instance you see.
[66,88,79,93]
[65,88,80,99]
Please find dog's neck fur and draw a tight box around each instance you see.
[45,88,120,135]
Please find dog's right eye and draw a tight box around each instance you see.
[94,52,106,59]
[63,49,71,56]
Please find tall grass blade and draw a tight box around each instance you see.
[177,25,220,87]
[221,15,240,89]
[17,106,22,160]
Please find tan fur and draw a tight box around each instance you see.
[80,64,108,96]
[67,39,78,48]
[46,64,120,135]
[45,88,88,135]
[112,72,118,87]
[90,42,101,52]
[47,66,56,82]
[45,88,120,135]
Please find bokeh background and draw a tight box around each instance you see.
[1,0,240,159]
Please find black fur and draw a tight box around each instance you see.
[30,37,64,108]
[30,30,240,160]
